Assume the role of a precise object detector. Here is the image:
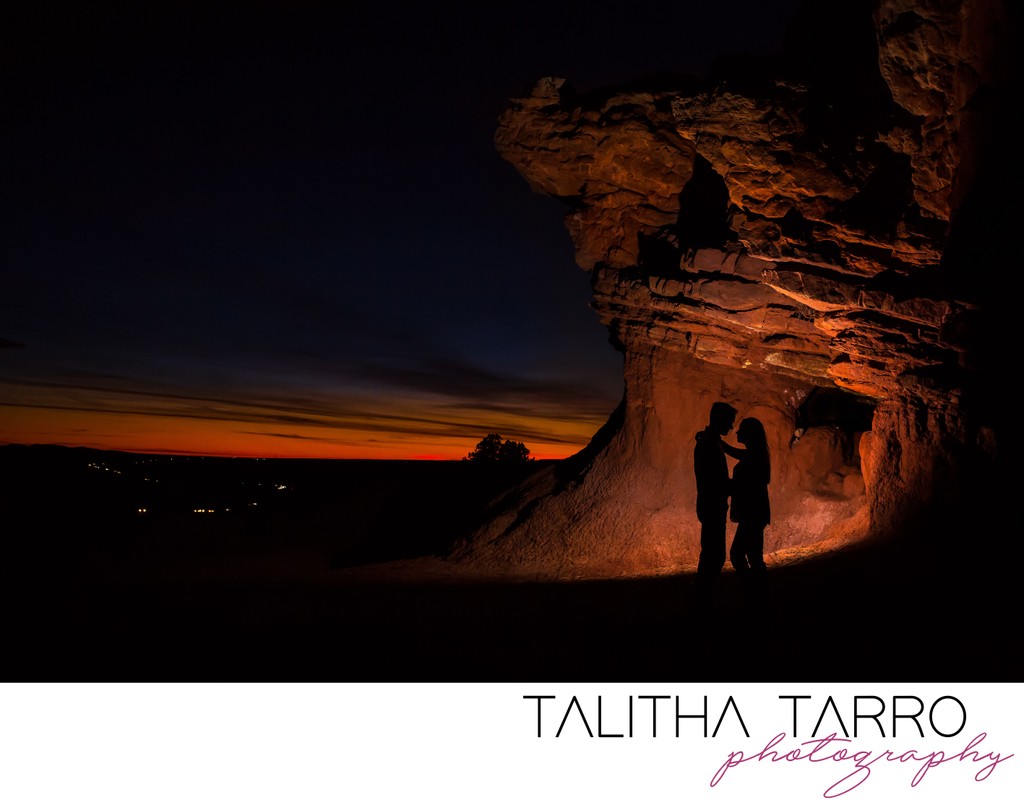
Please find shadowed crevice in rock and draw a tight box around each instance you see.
[839,148,914,238]
[675,155,732,254]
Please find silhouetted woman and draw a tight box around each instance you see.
[722,417,770,584]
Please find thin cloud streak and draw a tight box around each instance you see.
[1,397,600,447]
[4,342,619,415]
[1,362,613,454]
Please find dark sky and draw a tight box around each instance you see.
[2,0,803,458]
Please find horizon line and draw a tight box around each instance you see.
[0,442,571,462]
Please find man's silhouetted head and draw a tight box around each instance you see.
[709,401,737,436]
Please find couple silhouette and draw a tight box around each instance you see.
[693,401,770,608]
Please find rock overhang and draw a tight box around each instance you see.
[454,0,1012,576]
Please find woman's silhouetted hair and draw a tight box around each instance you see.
[728,417,770,527]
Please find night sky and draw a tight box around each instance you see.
[3,0,802,459]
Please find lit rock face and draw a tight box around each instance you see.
[454,0,1011,577]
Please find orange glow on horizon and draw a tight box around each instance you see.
[0,399,600,461]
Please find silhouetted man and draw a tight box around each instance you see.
[693,401,737,607]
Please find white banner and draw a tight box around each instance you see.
[0,682,1019,807]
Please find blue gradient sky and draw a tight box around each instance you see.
[2,0,801,458]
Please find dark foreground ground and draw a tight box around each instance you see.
[0,445,1018,683]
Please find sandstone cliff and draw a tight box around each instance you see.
[453,0,1014,578]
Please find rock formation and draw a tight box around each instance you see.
[453,0,1014,578]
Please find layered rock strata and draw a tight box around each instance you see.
[454,0,1012,577]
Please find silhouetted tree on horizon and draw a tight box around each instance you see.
[465,433,533,464]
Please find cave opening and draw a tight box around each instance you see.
[793,385,875,463]
[676,155,733,254]
[635,155,734,277]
